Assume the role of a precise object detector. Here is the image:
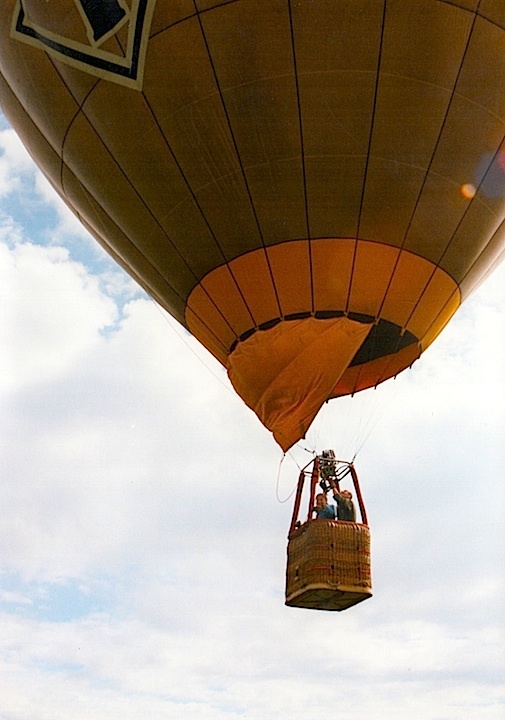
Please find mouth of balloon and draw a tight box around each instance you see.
[230,311,418,362]
[183,239,460,449]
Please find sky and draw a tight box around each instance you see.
[0,108,504,720]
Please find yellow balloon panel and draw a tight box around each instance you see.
[185,281,238,355]
[266,241,312,318]
[311,240,355,312]
[407,270,460,344]
[348,242,400,318]
[227,252,281,327]
[379,253,437,329]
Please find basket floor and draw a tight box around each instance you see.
[285,583,372,611]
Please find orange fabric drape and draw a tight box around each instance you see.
[227,317,372,451]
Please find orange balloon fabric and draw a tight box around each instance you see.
[228,317,372,451]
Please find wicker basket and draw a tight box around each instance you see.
[285,520,372,611]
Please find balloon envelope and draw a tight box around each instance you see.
[1,0,505,449]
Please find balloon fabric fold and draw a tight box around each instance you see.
[228,317,373,451]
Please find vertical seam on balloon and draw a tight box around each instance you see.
[193,1,284,325]
[184,304,233,360]
[141,93,251,339]
[59,80,201,279]
[437,0,504,31]
[347,0,388,316]
[53,32,241,347]
[458,213,505,297]
[437,134,505,266]
[63,168,218,338]
[143,93,229,270]
[145,11,256,339]
[400,3,480,246]
[59,76,100,191]
[374,246,402,322]
[418,286,460,350]
[394,2,482,333]
[287,0,313,316]
[53,56,237,345]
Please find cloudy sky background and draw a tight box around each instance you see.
[1,108,504,720]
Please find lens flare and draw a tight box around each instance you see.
[461,183,476,199]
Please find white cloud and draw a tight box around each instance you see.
[0,589,33,605]
[0,128,35,196]
[0,239,117,394]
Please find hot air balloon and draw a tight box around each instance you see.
[1,1,504,452]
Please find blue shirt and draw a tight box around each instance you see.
[316,504,337,520]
